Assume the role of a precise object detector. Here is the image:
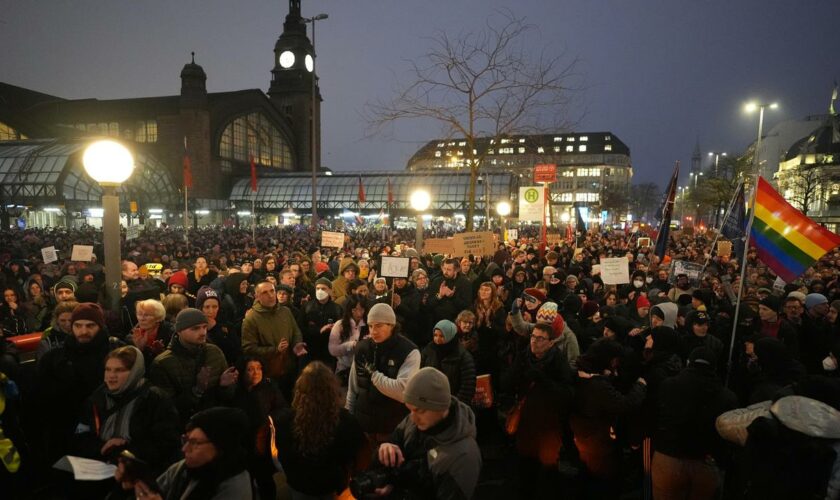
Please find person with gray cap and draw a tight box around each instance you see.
[375,367,481,500]
[346,303,420,444]
[420,320,476,405]
[800,292,834,373]
[150,308,238,427]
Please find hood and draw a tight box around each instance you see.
[338,257,358,274]
[250,300,277,314]
[652,302,678,329]
[225,273,249,297]
[428,399,477,447]
[771,395,840,439]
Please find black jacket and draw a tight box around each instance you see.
[303,299,344,365]
[421,340,476,405]
[428,274,472,325]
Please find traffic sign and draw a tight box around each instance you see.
[534,164,556,183]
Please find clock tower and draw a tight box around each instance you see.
[268,0,321,173]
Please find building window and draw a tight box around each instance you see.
[575,192,599,202]
[579,145,587,152]
[554,136,562,142]
[134,120,158,143]
[605,135,612,141]
[518,147,526,153]
[499,147,514,154]
[604,144,612,151]
[537,147,545,154]
[519,138,526,143]
[219,112,292,170]
[565,145,574,152]
[435,151,441,157]
[576,167,601,177]
[108,122,119,137]
[567,136,575,142]
[561,170,574,177]
[437,143,445,147]
[0,122,27,141]
[500,138,511,144]
[560,193,573,202]
[458,141,466,146]
[580,136,588,142]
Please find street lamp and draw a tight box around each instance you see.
[83,140,134,310]
[410,189,431,253]
[708,151,727,176]
[745,101,779,174]
[496,200,511,236]
[303,13,328,227]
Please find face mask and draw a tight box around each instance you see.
[633,280,644,289]
[315,289,329,301]
[646,277,653,284]
[823,355,837,372]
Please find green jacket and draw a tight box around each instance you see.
[241,301,302,377]
[149,337,231,423]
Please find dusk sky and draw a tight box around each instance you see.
[2,0,838,187]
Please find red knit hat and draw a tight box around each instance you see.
[523,287,547,303]
[315,261,330,274]
[167,271,188,289]
[636,294,651,309]
[551,313,566,340]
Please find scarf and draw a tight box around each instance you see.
[99,346,146,442]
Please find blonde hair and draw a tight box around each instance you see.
[136,299,166,322]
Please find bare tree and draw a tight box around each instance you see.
[629,183,661,222]
[781,165,829,215]
[366,11,580,230]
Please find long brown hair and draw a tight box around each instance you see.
[292,362,342,456]
[473,281,503,327]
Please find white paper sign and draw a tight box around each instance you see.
[507,229,518,241]
[600,257,630,285]
[380,256,410,278]
[773,276,786,293]
[41,246,58,264]
[53,455,117,481]
[71,245,94,262]
[591,264,601,276]
[126,225,141,241]
[320,231,345,248]
[518,186,545,222]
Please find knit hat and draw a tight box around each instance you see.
[686,310,710,326]
[550,314,566,340]
[689,346,717,370]
[167,271,188,289]
[787,291,807,303]
[315,277,333,289]
[433,255,445,267]
[195,286,220,311]
[71,302,105,330]
[175,308,208,332]
[367,303,396,325]
[187,407,249,463]
[535,302,559,324]
[805,293,828,310]
[403,367,451,411]
[434,320,457,343]
[523,287,547,303]
[581,301,600,319]
[636,294,651,309]
[277,284,294,294]
[53,279,77,296]
[760,295,782,312]
[315,261,330,274]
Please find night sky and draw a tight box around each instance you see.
[2,0,838,187]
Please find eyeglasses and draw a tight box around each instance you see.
[530,334,550,342]
[181,434,212,447]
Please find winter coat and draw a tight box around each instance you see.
[156,459,252,500]
[241,301,303,379]
[421,340,477,405]
[394,284,422,346]
[428,274,473,325]
[510,308,581,367]
[303,298,343,366]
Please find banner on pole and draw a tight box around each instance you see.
[380,256,410,278]
[518,186,544,222]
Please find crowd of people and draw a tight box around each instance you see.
[1,223,840,499]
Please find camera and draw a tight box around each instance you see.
[350,458,428,498]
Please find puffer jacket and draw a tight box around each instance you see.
[241,301,302,378]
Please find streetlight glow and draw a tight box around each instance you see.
[745,102,758,113]
[83,140,134,185]
[410,189,431,211]
[496,201,511,217]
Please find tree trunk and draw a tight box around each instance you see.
[466,162,478,231]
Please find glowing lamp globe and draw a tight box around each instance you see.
[410,189,431,211]
[496,201,511,217]
[83,140,134,186]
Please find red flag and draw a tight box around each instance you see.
[183,137,193,189]
[565,224,574,245]
[358,176,366,203]
[387,177,394,205]
[250,155,258,192]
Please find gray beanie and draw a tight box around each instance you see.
[175,308,208,332]
[315,277,333,289]
[404,367,451,411]
[434,320,457,343]
[367,303,396,325]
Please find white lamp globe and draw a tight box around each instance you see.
[496,201,511,217]
[410,189,431,211]
[83,140,134,186]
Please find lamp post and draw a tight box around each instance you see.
[496,200,511,238]
[745,101,779,175]
[708,151,727,176]
[83,140,134,310]
[410,189,431,253]
[304,13,328,228]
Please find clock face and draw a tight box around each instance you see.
[279,50,295,69]
[305,54,314,72]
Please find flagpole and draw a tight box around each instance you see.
[725,175,759,387]
[703,180,744,271]
[184,186,189,247]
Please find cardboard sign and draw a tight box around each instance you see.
[71,245,94,262]
[380,256,410,278]
[126,225,141,241]
[518,186,544,222]
[717,241,732,258]
[453,232,496,257]
[600,257,630,285]
[423,238,455,255]
[546,233,564,246]
[320,231,345,248]
[41,246,58,264]
[637,237,651,248]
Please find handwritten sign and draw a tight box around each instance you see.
[600,257,630,285]
[507,229,518,242]
[380,256,410,278]
[41,246,58,264]
[452,232,496,257]
[71,245,94,262]
[637,237,651,248]
[670,260,705,287]
[320,231,345,248]
[423,238,455,255]
[717,241,732,258]
[126,225,141,241]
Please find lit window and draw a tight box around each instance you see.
[499,147,514,154]
[519,138,526,143]
[501,138,511,144]
[566,145,574,152]
[490,139,495,145]
[579,145,587,152]
[567,136,575,142]
[457,150,464,156]
[554,137,562,142]
[560,193,573,202]
[219,112,292,169]
[518,147,526,153]
[580,136,588,142]
[537,147,545,154]
[473,149,477,155]
[437,143,445,147]
[554,146,561,152]
[605,135,612,141]
[458,141,466,146]
[605,144,612,151]
[448,141,456,146]
[435,151,441,157]
[0,122,27,141]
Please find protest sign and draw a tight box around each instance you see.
[670,260,705,287]
[773,276,786,294]
[380,256,410,278]
[637,237,651,248]
[600,257,630,285]
[717,241,732,258]
[423,238,455,255]
[41,246,58,264]
[71,245,94,262]
[126,225,141,241]
[453,232,496,257]
[507,228,518,242]
[320,231,345,248]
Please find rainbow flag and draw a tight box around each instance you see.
[750,176,840,282]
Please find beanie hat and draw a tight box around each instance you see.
[167,271,188,289]
[523,287,547,303]
[760,294,782,312]
[53,279,77,295]
[686,310,710,327]
[277,284,294,294]
[315,277,333,289]
[692,288,712,305]
[315,261,330,274]
[564,294,583,315]
[434,320,457,343]
[403,367,451,411]
[433,255,445,267]
[551,313,566,340]
[75,282,99,303]
[195,286,220,311]
[71,302,105,330]
[689,346,717,370]
[805,293,828,310]
[187,407,249,462]
[636,294,651,309]
[175,308,207,332]
[581,301,600,319]
[367,303,396,325]
[535,302,559,324]
[788,291,807,303]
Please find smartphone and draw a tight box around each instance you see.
[118,450,161,493]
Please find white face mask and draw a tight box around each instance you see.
[315,289,330,301]
[823,355,837,372]
[633,280,644,289]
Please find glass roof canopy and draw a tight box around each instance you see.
[0,138,180,211]
[229,172,515,213]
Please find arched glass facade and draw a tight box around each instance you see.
[219,112,292,170]
[0,121,27,141]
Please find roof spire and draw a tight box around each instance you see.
[191,51,195,64]
[830,81,838,116]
